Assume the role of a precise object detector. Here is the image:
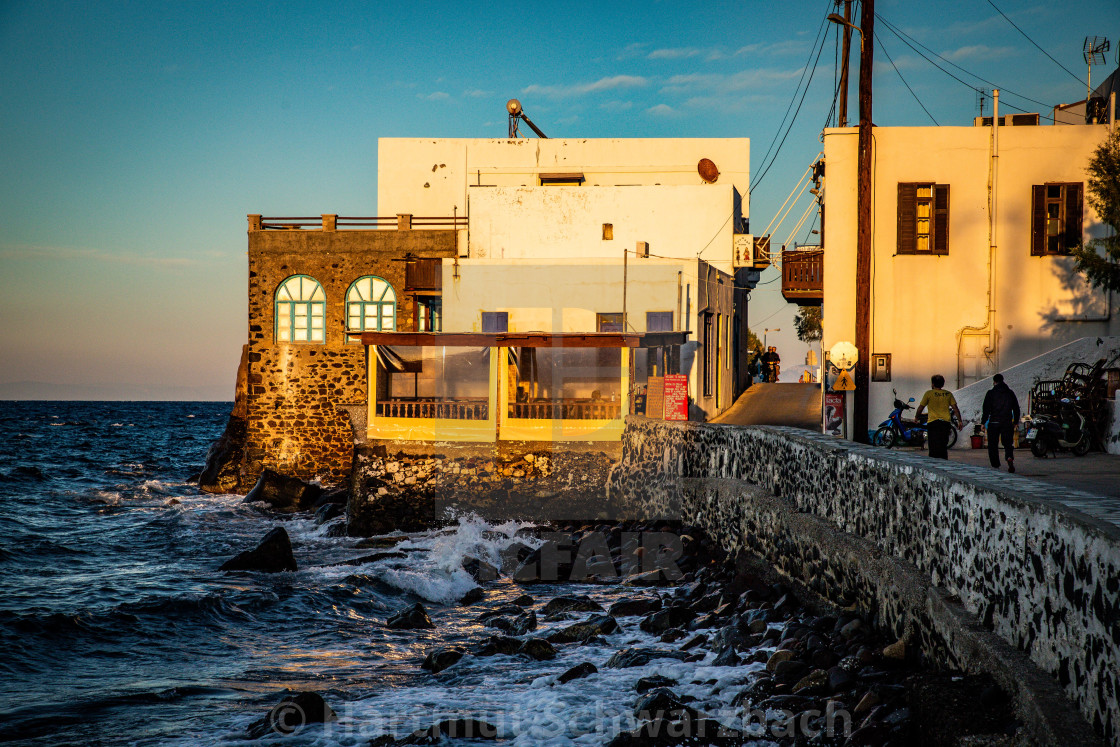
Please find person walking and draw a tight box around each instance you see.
[981,373,1021,473]
[915,374,962,459]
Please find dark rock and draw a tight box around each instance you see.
[541,596,603,615]
[608,597,662,617]
[558,662,597,684]
[635,675,678,693]
[220,527,297,573]
[513,540,578,583]
[712,647,739,667]
[354,535,408,550]
[311,487,348,509]
[386,603,434,630]
[604,648,688,668]
[401,718,499,743]
[459,588,485,606]
[639,606,692,634]
[475,635,554,660]
[773,659,810,684]
[246,691,336,739]
[314,502,343,525]
[512,594,534,606]
[199,411,246,495]
[486,611,537,636]
[607,713,743,746]
[421,647,464,674]
[829,666,855,692]
[519,638,556,660]
[634,688,688,718]
[243,469,323,513]
[681,634,708,651]
[659,628,687,643]
[334,551,407,566]
[548,614,619,643]
[462,556,499,582]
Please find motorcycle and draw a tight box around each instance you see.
[1022,399,1091,457]
[874,398,958,449]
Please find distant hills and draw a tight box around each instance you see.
[0,381,232,401]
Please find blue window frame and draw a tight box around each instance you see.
[275,275,326,343]
[347,276,396,341]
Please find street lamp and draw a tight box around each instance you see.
[826,13,863,52]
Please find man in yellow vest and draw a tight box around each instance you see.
[915,374,962,459]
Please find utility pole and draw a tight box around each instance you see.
[837,0,853,127]
[853,0,874,443]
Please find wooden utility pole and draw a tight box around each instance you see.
[837,0,853,127]
[853,0,874,442]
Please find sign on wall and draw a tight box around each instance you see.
[824,392,844,436]
[645,377,664,420]
[664,374,689,421]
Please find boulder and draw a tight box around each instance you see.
[462,556,499,582]
[547,614,619,643]
[638,606,692,634]
[635,675,678,693]
[314,502,344,525]
[608,597,662,617]
[421,647,465,674]
[459,588,485,606]
[246,691,336,739]
[199,413,247,495]
[220,527,297,573]
[244,469,323,513]
[542,596,603,615]
[386,603,435,630]
[604,648,688,669]
[558,662,597,684]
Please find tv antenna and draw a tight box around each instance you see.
[1083,36,1110,102]
[506,99,548,139]
[975,87,991,118]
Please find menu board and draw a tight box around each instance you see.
[664,374,689,421]
[645,377,664,419]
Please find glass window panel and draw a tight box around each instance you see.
[917,186,931,198]
[311,329,324,342]
[916,235,929,251]
[917,219,930,235]
[1047,185,1062,199]
[310,285,324,301]
[917,202,930,218]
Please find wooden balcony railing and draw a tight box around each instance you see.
[509,400,622,420]
[781,250,823,305]
[376,399,489,420]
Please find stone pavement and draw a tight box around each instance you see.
[710,383,822,429]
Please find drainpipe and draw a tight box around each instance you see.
[957,90,1000,387]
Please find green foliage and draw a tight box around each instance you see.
[1073,128,1120,292]
[794,306,823,343]
[747,329,763,355]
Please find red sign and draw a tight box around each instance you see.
[664,374,689,421]
[824,392,844,436]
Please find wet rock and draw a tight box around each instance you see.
[854,690,880,713]
[840,618,863,639]
[609,597,662,617]
[334,551,407,566]
[462,556,499,582]
[659,628,687,643]
[712,647,739,666]
[547,614,619,643]
[314,502,343,525]
[220,527,297,573]
[376,718,499,744]
[639,606,692,634]
[635,675,678,693]
[386,603,434,630]
[558,662,597,684]
[792,668,829,694]
[604,648,688,669]
[354,535,408,550]
[765,649,796,672]
[512,594,534,606]
[882,638,906,660]
[541,596,603,615]
[459,588,485,606]
[475,635,554,660]
[512,541,578,583]
[519,638,556,660]
[773,659,810,684]
[607,713,744,746]
[246,691,336,739]
[681,634,708,651]
[634,688,689,718]
[243,469,323,513]
[421,647,464,674]
[486,611,537,636]
[828,666,855,692]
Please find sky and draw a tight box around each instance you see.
[1,0,1116,399]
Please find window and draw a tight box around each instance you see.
[481,311,508,333]
[346,276,396,339]
[702,312,715,397]
[597,313,624,333]
[1031,183,1083,256]
[275,275,326,343]
[539,172,585,186]
[417,296,442,332]
[897,183,950,255]
[646,311,674,332]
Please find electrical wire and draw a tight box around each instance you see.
[874,31,938,125]
[984,0,1087,87]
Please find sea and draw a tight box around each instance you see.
[0,401,766,746]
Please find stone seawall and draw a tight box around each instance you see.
[609,417,1118,745]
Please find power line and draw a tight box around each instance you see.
[875,31,938,125]
[984,0,1087,87]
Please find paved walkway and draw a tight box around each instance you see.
[711,383,822,429]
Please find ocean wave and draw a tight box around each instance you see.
[0,466,49,483]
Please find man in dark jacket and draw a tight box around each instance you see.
[981,373,1021,472]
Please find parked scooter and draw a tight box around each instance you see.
[1022,399,1091,457]
[875,398,958,449]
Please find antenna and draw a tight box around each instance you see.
[1083,36,1110,103]
[975,87,991,118]
[506,99,548,139]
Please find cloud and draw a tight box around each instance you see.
[599,100,634,112]
[648,47,702,60]
[0,244,194,267]
[417,91,450,101]
[942,45,1016,62]
[463,89,492,98]
[646,104,677,116]
[617,42,648,60]
[660,68,803,96]
[523,75,648,98]
[734,40,809,57]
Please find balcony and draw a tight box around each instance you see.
[781,249,823,305]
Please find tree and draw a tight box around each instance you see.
[794,306,823,343]
[747,329,763,356]
[1073,128,1120,292]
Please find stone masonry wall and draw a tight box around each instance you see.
[242,228,457,487]
[610,417,1120,744]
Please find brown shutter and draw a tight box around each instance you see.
[933,184,950,255]
[897,183,917,254]
[1031,185,1046,255]
[1064,183,1083,253]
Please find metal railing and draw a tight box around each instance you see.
[508,400,622,420]
[257,215,468,230]
[375,399,489,420]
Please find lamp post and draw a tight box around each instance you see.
[828,3,873,443]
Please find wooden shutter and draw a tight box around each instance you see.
[1030,185,1046,255]
[897,183,917,254]
[1064,183,1083,253]
[933,184,950,255]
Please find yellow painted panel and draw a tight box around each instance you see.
[498,418,624,442]
[369,417,496,442]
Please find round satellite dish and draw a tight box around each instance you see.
[506,99,522,116]
[698,158,719,183]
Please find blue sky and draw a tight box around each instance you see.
[1,0,1115,399]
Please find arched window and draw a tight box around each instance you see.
[275,275,326,343]
[347,276,396,337]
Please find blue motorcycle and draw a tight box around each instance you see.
[874,398,958,449]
